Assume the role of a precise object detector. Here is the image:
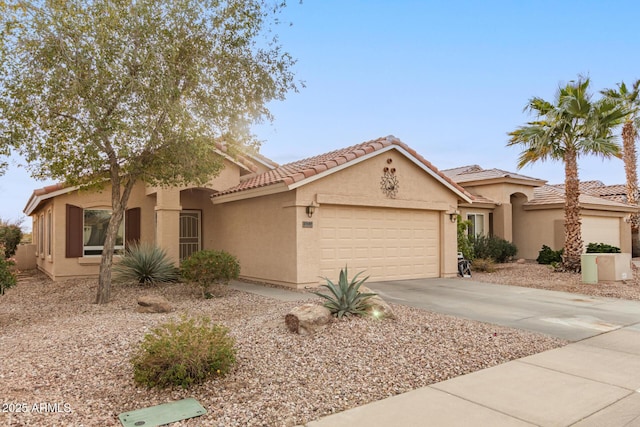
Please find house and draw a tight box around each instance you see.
[23,136,472,287]
[441,166,638,259]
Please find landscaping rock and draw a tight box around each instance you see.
[136,295,172,313]
[517,258,526,264]
[285,303,332,335]
[359,286,395,319]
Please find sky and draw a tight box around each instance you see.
[3,0,640,229]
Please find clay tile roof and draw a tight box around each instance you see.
[213,135,471,199]
[527,185,636,209]
[442,165,544,184]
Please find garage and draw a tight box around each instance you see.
[319,205,440,282]
[582,216,620,248]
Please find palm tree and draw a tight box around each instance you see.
[508,78,627,272]
[602,80,640,254]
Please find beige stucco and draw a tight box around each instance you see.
[211,148,462,287]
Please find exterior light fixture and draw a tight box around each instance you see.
[450,213,457,223]
[306,205,316,218]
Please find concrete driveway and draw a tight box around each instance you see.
[366,278,640,341]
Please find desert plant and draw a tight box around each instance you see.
[312,267,377,318]
[113,242,179,285]
[471,235,517,263]
[0,219,23,258]
[131,316,236,389]
[471,257,496,273]
[585,242,621,253]
[0,246,17,295]
[457,215,474,260]
[536,245,564,264]
[181,250,240,297]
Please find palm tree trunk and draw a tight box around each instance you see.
[563,146,583,272]
[622,121,639,236]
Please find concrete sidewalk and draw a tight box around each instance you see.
[230,279,640,426]
[306,323,640,426]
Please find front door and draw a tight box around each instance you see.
[179,210,201,261]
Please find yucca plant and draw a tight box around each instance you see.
[312,267,377,318]
[114,242,179,285]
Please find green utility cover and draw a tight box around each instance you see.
[119,398,207,427]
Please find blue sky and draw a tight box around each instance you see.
[3,0,640,228]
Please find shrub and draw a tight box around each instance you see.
[312,266,377,318]
[114,242,179,285]
[536,245,564,264]
[131,316,236,389]
[585,242,621,253]
[0,220,23,258]
[457,216,474,260]
[0,246,17,295]
[471,257,496,273]
[181,250,240,297]
[471,235,517,263]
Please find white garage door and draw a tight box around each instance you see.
[319,205,440,282]
[582,216,620,249]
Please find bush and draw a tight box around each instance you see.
[0,247,17,295]
[536,245,564,264]
[131,316,236,389]
[471,235,517,263]
[311,266,376,318]
[181,250,240,297]
[585,243,621,253]
[113,242,179,285]
[457,216,474,260]
[471,257,496,272]
[0,220,23,258]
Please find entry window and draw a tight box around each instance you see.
[467,213,485,237]
[83,210,124,256]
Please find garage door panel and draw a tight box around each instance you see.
[320,205,439,282]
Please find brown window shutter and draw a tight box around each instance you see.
[66,204,83,258]
[125,207,141,246]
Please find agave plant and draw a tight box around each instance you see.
[312,267,377,318]
[114,242,179,285]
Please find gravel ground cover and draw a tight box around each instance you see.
[473,261,640,301]
[0,266,588,427]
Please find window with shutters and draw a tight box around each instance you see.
[83,210,124,256]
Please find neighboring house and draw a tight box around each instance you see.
[442,166,638,260]
[24,136,472,287]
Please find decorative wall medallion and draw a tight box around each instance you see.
[380,170,399,198]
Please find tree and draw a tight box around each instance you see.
[508,78,627,272]
[0,0,298,303]
[601,80,640,252]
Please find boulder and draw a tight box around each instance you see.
[136,295,172,313]
[359,286,395,319]
[285,303,332,335]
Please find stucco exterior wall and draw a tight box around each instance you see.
[294,149,461,282]
[31,181,155,280]
[211,191,299,286]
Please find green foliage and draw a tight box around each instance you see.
[457,216,474,260]
[1,0,298,303]
[131,316,236,389]
[0,245,17,295]
[536,245,564,264]
[181,250,240,297]
[311,267,377,319]
[113,242,179,285]
[471,258,496,273]
[0,219,23,258]
[585,242,621,253]
[470,235,517,263]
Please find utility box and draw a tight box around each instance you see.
[581,254,598,284]
[594,253,632,281]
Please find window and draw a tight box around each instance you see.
[83,210,124,256]
[467,213,485,237]
[47,209,53,257]
[38,213,44,257]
